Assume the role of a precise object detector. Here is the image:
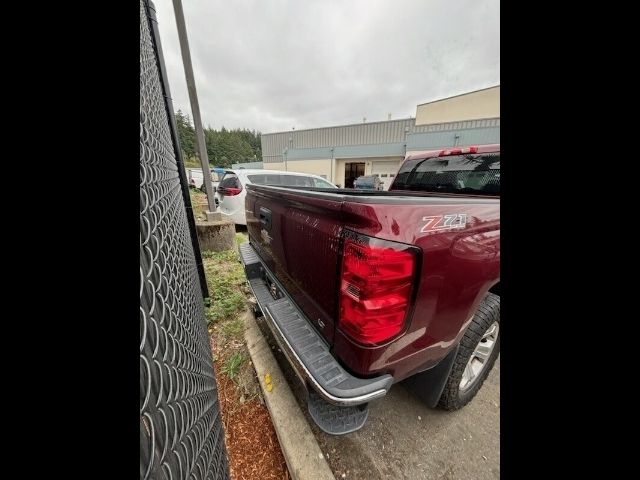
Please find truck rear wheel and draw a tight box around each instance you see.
[438,293,500,410]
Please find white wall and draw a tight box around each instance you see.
[371,159,403,190]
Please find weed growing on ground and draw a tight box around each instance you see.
[222,352,245,380]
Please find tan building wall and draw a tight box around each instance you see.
[263,161,287,171]
[415,86,500,125]
[283,159,333,178]
[264,159,335,181]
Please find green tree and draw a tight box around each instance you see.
[203,126,261,167]
[174,110,196,161]
[175,113,263,167]
[234,128,262,161]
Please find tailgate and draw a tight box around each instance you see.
[246,185,345,344]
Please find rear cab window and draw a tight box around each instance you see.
[391,153,500,196]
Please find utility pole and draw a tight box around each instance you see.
[172,0,219,217]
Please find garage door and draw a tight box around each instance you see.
[372,161,401,190]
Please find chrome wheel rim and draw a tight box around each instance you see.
[459,322,499,391]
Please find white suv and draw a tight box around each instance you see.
[216,169,337,225]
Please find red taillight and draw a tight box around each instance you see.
[219,187,242,196]
[439,146,478,156]
[339,233,418,345]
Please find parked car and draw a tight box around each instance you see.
[187,168,203,189]
[200,171,221,194]
[239,144,500,435]
[216,169,337,225]
[353,175,383,190]
[187,168,221,194]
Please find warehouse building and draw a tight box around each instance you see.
[231,161,263,170]
[261,85,499,189]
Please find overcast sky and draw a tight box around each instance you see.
[154,0,499,134]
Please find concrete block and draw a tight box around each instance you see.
[205,211,222,222]
[195,219,235,252]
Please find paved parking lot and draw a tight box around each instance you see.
[256,317,500,480]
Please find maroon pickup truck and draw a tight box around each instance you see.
[239,144,500,434]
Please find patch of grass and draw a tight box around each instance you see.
[236,233,248,245]
[202,249,246,324]
[221,352,245,380]
[183,157,203,169]
[222,317,244,339]
[188,189,208,220]
[202,249,239,262]
[190,189,206,199]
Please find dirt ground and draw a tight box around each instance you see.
[256,317,500,480]
[203,244,288,480]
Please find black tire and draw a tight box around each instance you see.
[438,293,500,410]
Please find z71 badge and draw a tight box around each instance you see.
[420,214,467,233]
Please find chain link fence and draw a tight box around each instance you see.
[140,1,229,478]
